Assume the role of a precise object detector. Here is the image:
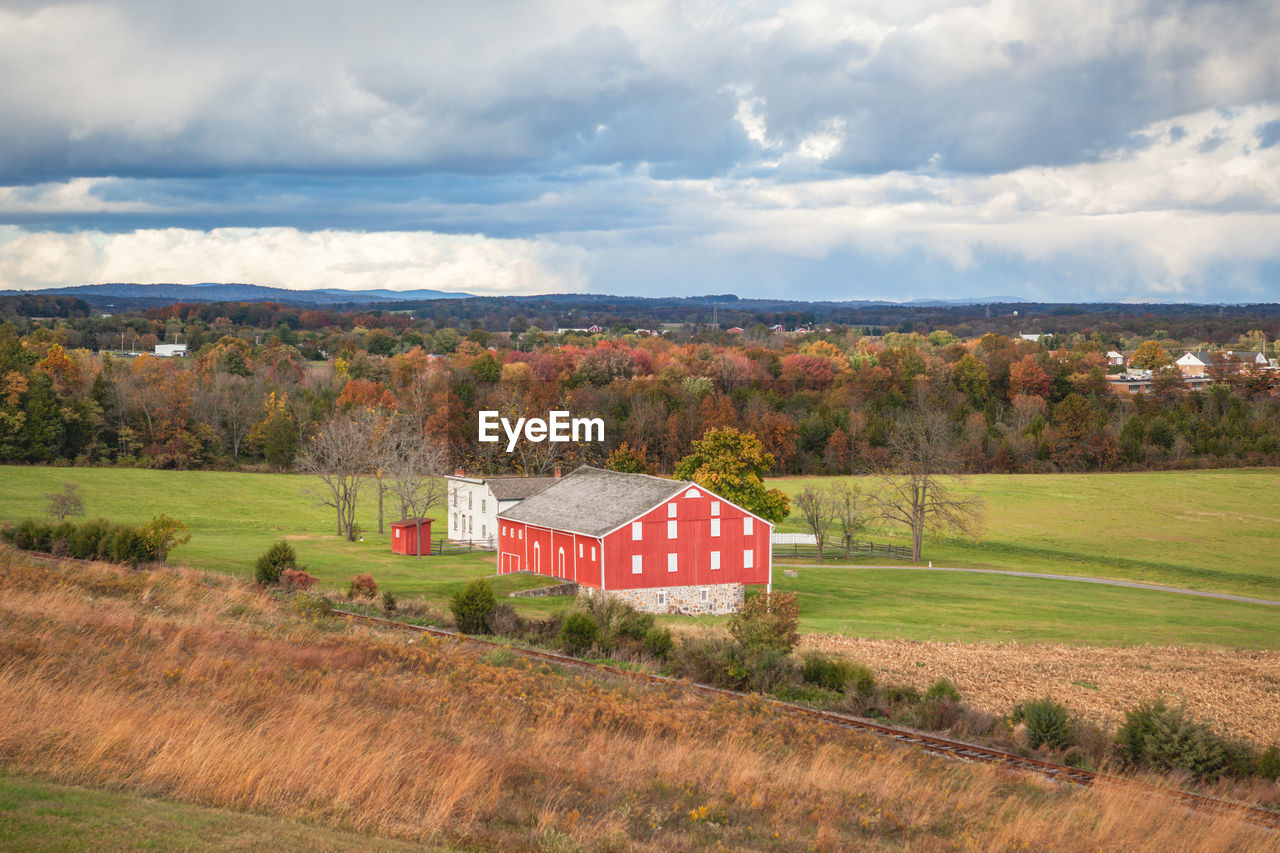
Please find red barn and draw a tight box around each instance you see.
[390,517,432,556]
[496,466,772,615]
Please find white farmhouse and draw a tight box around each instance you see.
[445,469,561,547]
[154,343,188,357]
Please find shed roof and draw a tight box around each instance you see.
[391,517,432,526]
[498,466,690,537]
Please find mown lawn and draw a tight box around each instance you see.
[771,468,1280,599]
[2,465,1278,647]
[0,774,442,852]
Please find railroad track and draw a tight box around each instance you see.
[331,606,1280,833]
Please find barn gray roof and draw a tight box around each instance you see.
[498,466,690,537]
[486,476,560,501]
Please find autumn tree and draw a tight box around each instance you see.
[605,441,650,473]
[674,427,790,523]
[1130,340,1174,370]
[874,407,984,562]
[144,514,190,563]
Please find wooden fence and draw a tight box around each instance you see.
[771,539,913,561]
[429,538,493,556]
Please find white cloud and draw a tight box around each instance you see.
[0,227,587,295]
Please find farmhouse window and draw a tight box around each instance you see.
[468,493,472,510]
[710,501,720,516]
[668,503,677,518]
[481,524,486,539]
[481,499,486,513]
[667,520,677,539]
[710,519,720,537]
[710,550,720,570]
[743,549,754,569]
[668,553,677,572]
[632,522,642,541]
[632,554,643,574]
[743,517,753,535]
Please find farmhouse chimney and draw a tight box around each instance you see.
[554,464,562,479]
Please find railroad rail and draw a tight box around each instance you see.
[331,606,1280,833]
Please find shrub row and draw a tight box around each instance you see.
[1,517,158,566]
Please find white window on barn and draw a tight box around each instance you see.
[632,521,642,541]
[710,500,720,516]
[687,488,700,498]
[395,529,401,539]
[668,553,677,572]
[743,549,754,569]
[657,591,667,606]
[667,520,677,539]
[591,546,596,560]
[700,588,708,602]
[632,554,643,574]
[668,503,677,518]
[518,528,523,540]
[743,517,753,535]
[710,550,720,570]
[710,518,720,538]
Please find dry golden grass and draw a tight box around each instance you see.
[1,548,1277,851]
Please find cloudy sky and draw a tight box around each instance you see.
[1,0,1279,301]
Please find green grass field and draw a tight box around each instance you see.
[2,465,1278,647]
[0,774,441,852]
[772,469,1280,599]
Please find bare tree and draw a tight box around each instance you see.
[297,410,375,541]
[793,485,837,561]
[874,407,984,562]
[45,481,84,523]
[378,419,450,559]
[829,482,875,559]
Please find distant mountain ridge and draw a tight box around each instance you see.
[0,282,471,308]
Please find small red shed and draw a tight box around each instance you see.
[391,517,432,556]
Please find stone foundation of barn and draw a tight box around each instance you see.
[582,582,745,616]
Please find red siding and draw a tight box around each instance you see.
[600,485,770,590]
[497,485,770,591]
[391,519,431,556]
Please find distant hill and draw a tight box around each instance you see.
[0,283,471,309]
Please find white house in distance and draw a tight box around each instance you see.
[1176,350,1269,377]
[445,469,561,546]
[154,343,188,357]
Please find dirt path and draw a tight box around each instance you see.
[801,634,1280,745]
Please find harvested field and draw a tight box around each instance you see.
[803,634,1280,746]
